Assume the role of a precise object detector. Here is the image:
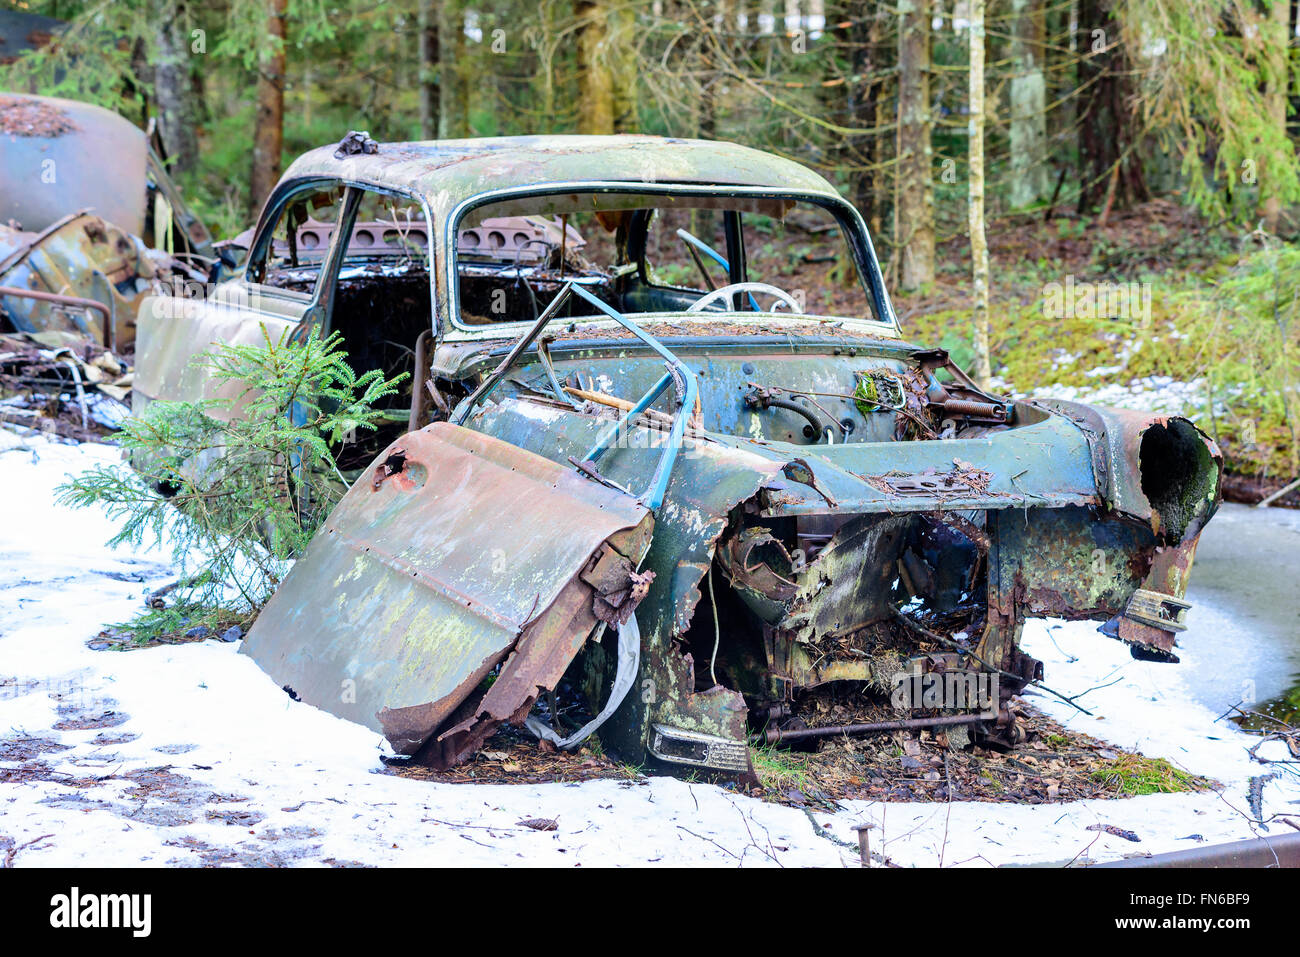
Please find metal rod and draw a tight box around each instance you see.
[940,398,1006,420]
[407,328,431,433]
[760,712,983,744]
[674,229,759,308]
[0,285,115,352]
[1091,831,1300,868]
[450,280,699,512]
[537,337,580,410]
[453,282,577,424]
[855,824,872,868]
[582,372,672,465]
[565,284,699,511]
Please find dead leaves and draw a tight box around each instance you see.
[517,818,558,832]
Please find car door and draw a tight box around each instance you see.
[133,178,357,417]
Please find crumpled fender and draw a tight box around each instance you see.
[1031,399,1222,541]
[1031,398,1223,660]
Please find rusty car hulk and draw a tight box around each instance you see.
[1,92,213,352]
[132,133,1221,781]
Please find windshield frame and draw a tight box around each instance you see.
[441,181,899,340]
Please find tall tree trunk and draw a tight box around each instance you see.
[825,1,885,284]
[536,0,559,127]
[438,0,470,138]
[834,1,885,236]
[1008,0,1048,208]
[1261,0,1291,232]
[969,0,991,387]
[417,0,440,139]
[1075,0,1147,213]
[896,0,934,290]
[611,0,639,132]
[249,0,287,219]
[576,0,615,133]
[153,0,200,178]
[1044,0,1077,189]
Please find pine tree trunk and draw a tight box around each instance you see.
[896,0,934,290]
[576,0,615,134]
[834,1,879,227]
[438,0,470,139]
[153,0,199,178]
[249,0,287,219]
[1260,0,1291,232]
[417,0,440,140]
[611,0,639,132]
[969,0,992,387]
[1075,0,1147,213]
[1008,0,1048,208]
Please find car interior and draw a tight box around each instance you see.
[245,184,877,469]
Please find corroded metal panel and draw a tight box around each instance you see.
[241,421,653,757]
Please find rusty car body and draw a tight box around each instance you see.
[0,92,211,352]
[132,134,1221,778]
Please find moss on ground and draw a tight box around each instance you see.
[1088,754,1211,796]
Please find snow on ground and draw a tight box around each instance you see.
[1,432,1295,867]
[1022,376,1214,419]
[819,619,1300,867]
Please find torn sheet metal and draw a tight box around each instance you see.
[1031,399,1222,538]
[240,422,654,763]
[464,393,784,775]
[525,616,640,749]
[0,212,201,351]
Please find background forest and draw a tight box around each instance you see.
[4,0,1299,495]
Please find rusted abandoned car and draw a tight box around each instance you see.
[133,134,1221,778]
[1,92,211,352]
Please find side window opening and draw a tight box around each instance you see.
[249,184,439,473]
[247,184,347,294]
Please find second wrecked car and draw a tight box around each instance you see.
[132,134,1222,778]
[0,92,211,352]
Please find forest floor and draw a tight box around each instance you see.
[2,432,1296,868]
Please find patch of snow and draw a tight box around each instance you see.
[1026,375,1215,419]
[818,618,1299,866]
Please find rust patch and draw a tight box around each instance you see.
[863,462,994,498]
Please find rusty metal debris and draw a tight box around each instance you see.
[132,134,1221,777]
[0,93,211,360]
[762,713,982,745]
[1089,831,1300,868]
[0,331,132,439]
[0,211,204,352]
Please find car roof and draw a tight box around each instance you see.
[1,93,149,235]
[280,135,843,213]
